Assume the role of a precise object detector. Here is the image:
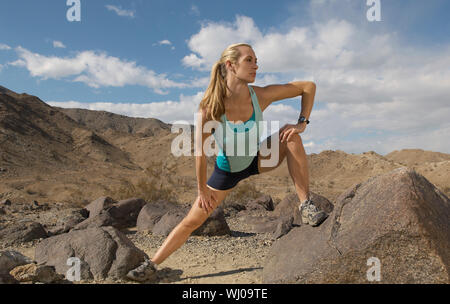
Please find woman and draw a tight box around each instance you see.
[127,43,328,281]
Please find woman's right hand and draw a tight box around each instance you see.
[197,186,218,214]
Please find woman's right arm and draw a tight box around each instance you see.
[195,108,217,213]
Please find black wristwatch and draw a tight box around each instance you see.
[297,116,310,125]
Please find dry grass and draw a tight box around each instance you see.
[109,160,179,203]
[223,181,263,205]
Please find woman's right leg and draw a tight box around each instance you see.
[151,185,233,265]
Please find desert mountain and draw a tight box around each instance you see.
[385,149,450,166]
[0,86,449,206]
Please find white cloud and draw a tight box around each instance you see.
[190,5,200,16]
[105,5,135,18]
[10,46,204,94]
[181,12,450,153]
[158,40,172,46]
[182,15,263,71]
[0,43,11,50]
[153,40,175,50]
[47,91,206,124]
[53,41,66,48]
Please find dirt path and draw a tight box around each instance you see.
[126,216,275,284]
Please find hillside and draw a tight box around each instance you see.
[1,85,449,206]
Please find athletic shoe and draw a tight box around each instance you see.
[126,259,158,282]
[299,199,328,227]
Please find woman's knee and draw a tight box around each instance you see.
[287,133,302,146]
[180,197,212,230]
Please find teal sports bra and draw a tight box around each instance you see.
[212,85,263,172]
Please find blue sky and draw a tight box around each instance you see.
[1,0,449,155]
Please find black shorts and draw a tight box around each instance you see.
[206,152,260,190]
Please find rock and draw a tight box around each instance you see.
[136,200,179,231]
[0,250,34,274]
[10,263,65,283]
[30,200,49,211]
[48,208,90,236]
[271,215,294,240]
[192,207,231,236]
[72,211,116,231]
[263,168,450,283]
[0,273,18,284]
[35,265,64,283]
[85,196,116,218]
[0,207,5,215]
[151,205,231,237]
[222,201,246,217]
[34,226,148,281]
[0,199,11,206]
[107,198,147,229]
[246,195,274,211]
[152,208,188,236]
[9,263,37,282]
[80,197,147,230]
[0,221,47,246]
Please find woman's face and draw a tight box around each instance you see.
[228,46,258,83]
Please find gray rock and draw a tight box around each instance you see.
[272,215,294,240]
[192,207,231,236]
[0,221,47,246]
[80,197,147,230]
[34,226,149,281]
[263,168,450,283]
[246,195,274,211]
[85,196,116,218]
[0,273,18,284]
[152,208,187,236]
[222,201,246,217]
[72,210,115,231]
[151,205,231,237]
[35,265,63,284]
[48,208,90,236]
[0,250,34,274]
[108,197,147,229]
[136,200,178,231]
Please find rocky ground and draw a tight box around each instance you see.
[0,199,277,284]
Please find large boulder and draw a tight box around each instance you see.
[108,198,147,228]
[151,206,231,237]
[263,168,450,283]
[34,226,148,281]
[77,197,147,230]
[0,220,47,246]
[136,200,179,231]
[72,211,116,231]
[47,208,89,236]
[151,207,190,236]
[192,207,231,236]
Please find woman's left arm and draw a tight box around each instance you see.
[280,81,316,142]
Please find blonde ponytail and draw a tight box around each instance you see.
[198,43,253,122]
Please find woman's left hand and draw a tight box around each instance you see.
[279,123,306,143]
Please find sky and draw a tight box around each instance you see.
[1,0,449,155]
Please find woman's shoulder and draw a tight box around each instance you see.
[248,85,269,112]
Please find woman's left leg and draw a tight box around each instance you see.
[258,130,309,203]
